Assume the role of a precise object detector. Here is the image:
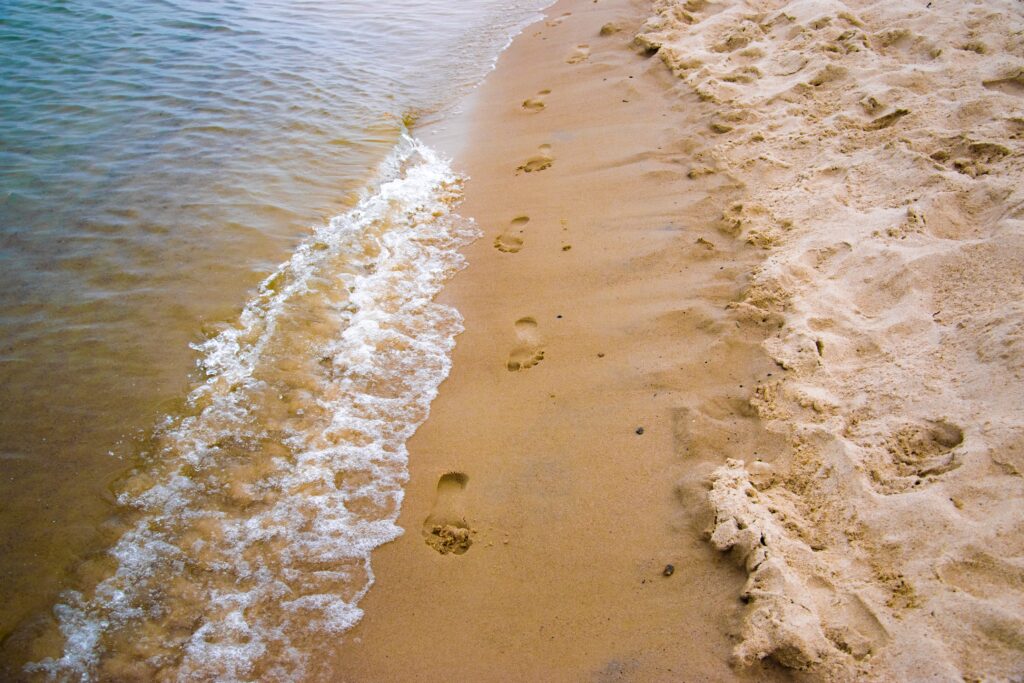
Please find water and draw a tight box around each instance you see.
[0,0,547,678]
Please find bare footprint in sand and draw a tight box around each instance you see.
[522,89,551,112]
[869,419,965,494]
[516,144,553,174]
[567,44,590,64]
[494,215,530,253]
[545,12,572,27]
[507,317,545,371]
[982,68,1024,96]
[423,472,473,555]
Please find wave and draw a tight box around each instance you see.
[27,135,478,681]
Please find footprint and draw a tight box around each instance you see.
[888,420,963,474]
[983,69,1024,96]
[929,139,1011,178]
[567,44,590,64]
[516,144,553,174]
[559,217,572,251]
[869,419,965,494]
[507,317,545,371]
[423,472,473,555]
[522,88,551,112]
[494,215,529,253]
[546,11,572,27]
[811,585,890,660]
[937,547,1024,600]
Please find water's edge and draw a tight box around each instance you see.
[28,136,479,679]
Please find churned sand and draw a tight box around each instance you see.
[328,0,1024,680]
[637,0,1024,678]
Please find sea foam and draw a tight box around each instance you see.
[28,135,478,681]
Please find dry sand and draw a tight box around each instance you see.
[327,0,1024,680]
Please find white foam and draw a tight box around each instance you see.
[28,135,479,680]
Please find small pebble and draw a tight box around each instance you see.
[597,352,605,358]
[663,564,674,577]
[635,427,644,435]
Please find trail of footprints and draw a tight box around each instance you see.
[426,319,544,553]
[504,74,557,372]
[428,70,567,556]
[545,11,572,27]
[426,12,656,554]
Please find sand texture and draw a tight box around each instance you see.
[4,0,1021,679]
[638,0,1024,679]
[300,0,1024,679]
[324,0,800,678]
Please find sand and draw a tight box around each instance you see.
[325,0,1024,680]
[637,0,1024,678]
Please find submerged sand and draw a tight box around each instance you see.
[329,0,1024,680]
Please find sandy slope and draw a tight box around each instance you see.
[637,0,1024,679]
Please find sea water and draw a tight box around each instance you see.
[0,0,547,678]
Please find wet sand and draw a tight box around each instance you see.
[329,0,1024,679]
[10,0,1022,678]
[325,0,790,679]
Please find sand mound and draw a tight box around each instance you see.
[640,0,1024,678]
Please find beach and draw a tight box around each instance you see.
[3,0,1024,679]
[329,0,1024,680]
[325,0,801,678]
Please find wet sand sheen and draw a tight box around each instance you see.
[326,0,792,678]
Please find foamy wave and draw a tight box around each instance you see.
[28,135,478,681]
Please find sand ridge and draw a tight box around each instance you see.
[639,0,1024,678]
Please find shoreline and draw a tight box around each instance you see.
[0,2,558,676]
[325,0,790,678]
[4,0,1015,678]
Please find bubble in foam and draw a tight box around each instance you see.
[27,135,479,680]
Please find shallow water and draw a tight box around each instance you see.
[0,0,547,676]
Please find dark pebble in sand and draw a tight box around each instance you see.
[635,427,644,435]
[663,564,674,577]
